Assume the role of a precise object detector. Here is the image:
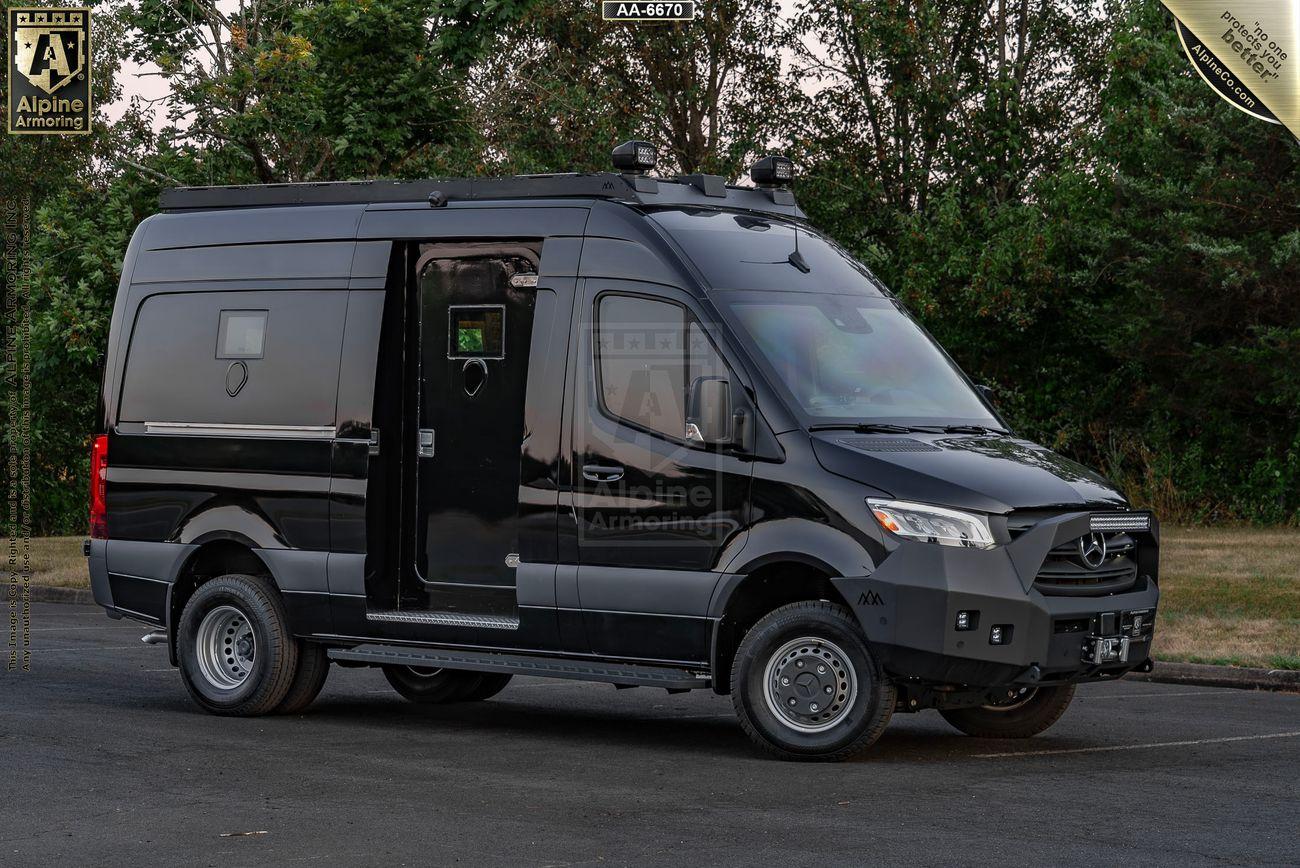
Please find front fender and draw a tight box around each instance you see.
[718,517,880,579]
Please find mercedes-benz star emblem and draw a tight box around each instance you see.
[1077,532,1108,569]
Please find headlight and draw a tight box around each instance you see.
[867,499,995,549]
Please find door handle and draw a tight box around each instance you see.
[582,464,624,483]
[417,428,435,458]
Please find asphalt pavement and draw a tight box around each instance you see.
[2,603,1297,867]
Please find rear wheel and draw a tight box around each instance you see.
[382,665,482,704]
[939,684,1076,738]
[731,601,894,761]
[460,672,513,701]
[177,574,298,716]
[274,641,331,714]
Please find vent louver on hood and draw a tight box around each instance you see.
[836,437,941,453]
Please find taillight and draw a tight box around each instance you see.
[89,434,108,539]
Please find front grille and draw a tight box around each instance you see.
[1034,533,1138,596]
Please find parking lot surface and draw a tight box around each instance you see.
[3,603,1298,866]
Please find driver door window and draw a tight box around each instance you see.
[596,294,687,440]
[595,294,732,442]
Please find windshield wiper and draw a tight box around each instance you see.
[808,422,1010,436]
[808,422,914,434]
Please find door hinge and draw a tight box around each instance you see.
[417,428,435,458]
[369,428,381,456]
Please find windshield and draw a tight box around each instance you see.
[718,291,1001,428]
[647,209,888,295]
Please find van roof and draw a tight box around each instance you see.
[158,173,806,221]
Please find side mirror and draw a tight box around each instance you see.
[976,383,995,402]
[687,376,732,445]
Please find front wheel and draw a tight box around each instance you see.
[731,601,895,761]
[939,684,1076,738]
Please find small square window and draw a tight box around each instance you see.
[449,305,505,359]
[217,310,267,359]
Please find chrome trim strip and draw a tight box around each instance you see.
[366,610,520,631]
[143,422,336,440]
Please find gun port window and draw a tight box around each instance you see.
[217,310,267,359]
[449,305,505,359]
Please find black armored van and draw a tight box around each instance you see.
[88,143,1159,760]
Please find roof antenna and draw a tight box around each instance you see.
[788,225,810,273]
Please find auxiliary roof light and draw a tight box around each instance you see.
[750,154,795,186]
[612,140,658,174]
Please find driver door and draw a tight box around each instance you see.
[570,280,752,661]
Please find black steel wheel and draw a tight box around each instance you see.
[731,601,894,761]
[939,684,1076,738]
[177,574,298,716]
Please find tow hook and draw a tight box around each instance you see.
[1014,664,1042,684]
[141,630,168,645]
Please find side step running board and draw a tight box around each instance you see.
[327,643,711,690]
[366,610,519,630]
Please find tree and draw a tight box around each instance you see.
[0,1,153,535]
[468,0,788,178]
[1066,0,1300,521]
[126,0,532,181]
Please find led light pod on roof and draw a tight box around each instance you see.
[750,154,795,186]
[612,140,658,174]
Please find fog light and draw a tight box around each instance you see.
[955,610,979,631]
[989,624,1013,646]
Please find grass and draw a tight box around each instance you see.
[8,528,1299,669]
[5,536,89,588]
[1155,527,1300,670]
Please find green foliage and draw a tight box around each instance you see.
[125,0,531,180]
[796,0,1300,524]
[22,178,160,533]
[466,0,787,177]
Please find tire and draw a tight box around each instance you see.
[460,672,513,701]
[730,601,895,761]
[177,574,298,716]
[939,684,1076,738]
[274,641,331,714]
[382,665,482,704]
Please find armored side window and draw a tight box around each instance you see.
[217,310,268,359]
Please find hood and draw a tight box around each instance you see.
[810,431,1127,514]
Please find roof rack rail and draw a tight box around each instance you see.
[158,172,805,219]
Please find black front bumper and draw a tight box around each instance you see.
[833,511,1159,687]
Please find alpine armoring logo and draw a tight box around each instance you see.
[7,7,91,135]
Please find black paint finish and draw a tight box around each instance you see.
[89,183,1159,694]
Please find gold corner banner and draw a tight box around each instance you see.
[1161,1,1298,134]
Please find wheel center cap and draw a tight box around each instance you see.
[793,671,819,698]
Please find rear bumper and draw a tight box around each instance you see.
[833,510,1159,687]
[87,538,112,608]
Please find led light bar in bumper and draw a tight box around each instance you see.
[1089,513,1152,533]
